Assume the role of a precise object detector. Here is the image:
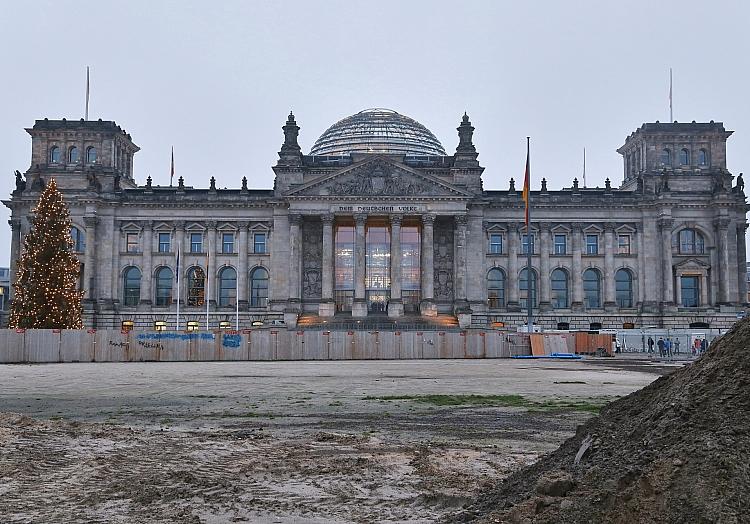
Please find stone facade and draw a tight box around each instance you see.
[3,113,748,330]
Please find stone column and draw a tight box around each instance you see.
[319,214,335,317]
[420,214,437,316]
[604,223,617,310]
[635,224,646,307]
[141,220,153,305]
[206,221,218,307]
[352,213,368,318]
[571,223,583,310]
[539,223,551,311]
[174,221,185,306]
[715,217,731,304]
[8,219,21,302]
[287,214,302,305]
[507,223,520,311]
[454,215,469,307]
[388,215,403,318]
[238,221,249,310]
[111,218,120,304]
[738,222,748,305]
[83,216,98,303]
[658,217,674,307]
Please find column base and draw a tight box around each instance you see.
[420,299,437,317]
[387,299,404,318]
[506,301,521,313]
[604,301,618,312]
[283,310,299,328]
[318,300,336,317]
[539,301,552,313]
[571,301,584,312]
[352,299,368,318]
[456,311,472,328]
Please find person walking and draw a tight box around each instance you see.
[674,337,681,354]
[665,337,672,357]
[648,336,655,354]
[657,337,665,358]
[693,338,701,356]
[700,337,708,355]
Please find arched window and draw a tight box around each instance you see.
[678,229,705,254]
[661,148,671,166]
[698,149,708,166]
[218,266,237,307]
[680,148,690,165]
[487,268,505,308]
[187,267,205,307]
[250,267,269,307]
[123,266,141,306]
[69,146,79,163]
[86,147,97,164]
[615,269,633,308]
[154,267,173,306]
[49,146,60,163]
[583,268,601,308]
[70,226,86,252]
[519,267,537,309]
[551,268,569,308]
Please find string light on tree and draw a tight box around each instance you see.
[9,178,84,329]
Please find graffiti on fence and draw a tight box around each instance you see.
[222,334,241,348]
[138,340,165,351]
[108,340,127,348]
[137,333,215,341]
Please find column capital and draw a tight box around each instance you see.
[738,221,749,233]
[507,222,519,232]
[236,220,250,229]
[539,222,551,232]
[174,220,187,231]
[83,216,99,227]
[421,214,435,227]
[354,213,367,226]
[390,214,403,227]
[8,218,21,230]
[321,213,334,225]
[205,220,218,229]
[289,213,302,225]
[657,217,673,230]
[455,214,468,227]
[143,219,154,230]
[604,222,616,233]
[569,222,585,231]
[714,217,731,230]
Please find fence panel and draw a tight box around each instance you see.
[253,330,275,360]
[25,330,61,362]
[0,330,25,363]
[60,329,94,362]
[94,330,129,362]
[421,331,439,359]
[466,332,486,358]
[399,331,416,359]
[218,332,246,361]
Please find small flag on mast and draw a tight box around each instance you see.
[521,138,531,226]
[170,147,175,187]
[85,66,90,121]
[669,68,673,122]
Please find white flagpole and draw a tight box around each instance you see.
[669,68,673,122]
[85,66,90,120]
[206,238,211,331]
[176,243,181,330]
[235,264,240,331]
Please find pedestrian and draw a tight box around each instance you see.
[693,338,701,356]
[648,336,654,354]
[657,337,665,357]
[700,337,708,355]
[674,338,680,354]
[665,337,672,357]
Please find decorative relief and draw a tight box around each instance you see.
[433,219,454,301]
[302,219,322,299]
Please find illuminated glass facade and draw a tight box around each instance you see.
[401,225,421,313]
[366,224,391,313]
[334,224,355,312]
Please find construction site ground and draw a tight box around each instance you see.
[0,358,680,523]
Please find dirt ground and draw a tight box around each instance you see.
[0,358,677,523]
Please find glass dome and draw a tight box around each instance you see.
[309,108,446,157]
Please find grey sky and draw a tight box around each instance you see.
[1,0,749,267]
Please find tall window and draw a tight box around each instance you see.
[681,276,699,307]
[583,268,601,308]
[190,233,203,253]
[699,149,708,166]
[521,233,535,255]
[616,269,633,308]
[69,146,79,163]
[680,148,690,165]
[366,224,391,313]
[250,267,269,307]
[222,233,234,254]
[487,268,505,308]
[334,225,354,312]
[551,268,569,308]
[401,225,421,312]
[554,234,567,255]
[187,267,205,306]
[70,226,86,252]
[218,266,237,306]
[253,233,266,253]
[519,267,537,309]
[86,147,97,164]
[678,229,705,254]
[49,146,60,163]
[126,233,139,253]
[154,267,173,306]
[489,233,503,254]
[586,234,599,255]
[123,267,141,306]
[618,235,631,255]
[158,233,171,253]
[661,148,671,166]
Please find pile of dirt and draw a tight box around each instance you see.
[455,318,750,523]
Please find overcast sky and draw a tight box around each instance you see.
[1,0,749,266]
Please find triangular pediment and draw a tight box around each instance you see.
[675,258,710,270]
[286,157,471,198]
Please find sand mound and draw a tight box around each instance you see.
[456,318,750,523]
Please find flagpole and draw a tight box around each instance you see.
[170,147,175,187]
[526,137,533,335]
[176,243,181,330]
[206,238,211,331]
[235,264,240,331]
[583,147,586,188]
[669,68,673,122]
[85,66,90,120]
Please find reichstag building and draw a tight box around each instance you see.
[4,109,748,330]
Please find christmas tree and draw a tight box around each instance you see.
[9,178,84,329]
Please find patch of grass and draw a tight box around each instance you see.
[217,411,272,418]
[553,380,587,384]
[364,394,610,414]
[188,394,226,399]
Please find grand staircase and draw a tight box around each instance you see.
[296,313,460,331]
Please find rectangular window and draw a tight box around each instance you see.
[521,233,535,255]
[158,233,171,253]
[681,276,699,307]
[586,234,599,255]
[253,233,266,254]
[126,233,139,253]
[554,234,567,255]
[618,234,631,255]
[489,233,503,254]
[190,233,203,253]
[222,233,234,254]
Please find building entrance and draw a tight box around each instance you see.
[367,291,388,313]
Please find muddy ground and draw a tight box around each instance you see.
[0,358,678,523]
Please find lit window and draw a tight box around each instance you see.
[678,229,705,254]
[121,320,134,332]
[554,234,567,255]
[661,148,671,166]
[218,266,237,306]
[154,267,173,306]
[616,269,633,308]
[222,233,234,254]
[219,320,231,329]
[69,146,79,163]
[698,149,708,166]
[586,234,599,255]
[680,148,690,165]
[123,266,141,306]
[126,233,139,253]
[49,146,60,163]
[489,233,503,254]
[583,269,601,308]
[186,321,200,332]
[487,268,505,308]
[158,233,171,253]
[521,233,535,255]
[618,235,631,255]
[86,147,97,164]
[250,267,269,307]
[190,233,203,253]
[681,276,699,307]
[154,320,168,331]
[187,267,205,307]
[254,233,266,254]
[551,268,569,308]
